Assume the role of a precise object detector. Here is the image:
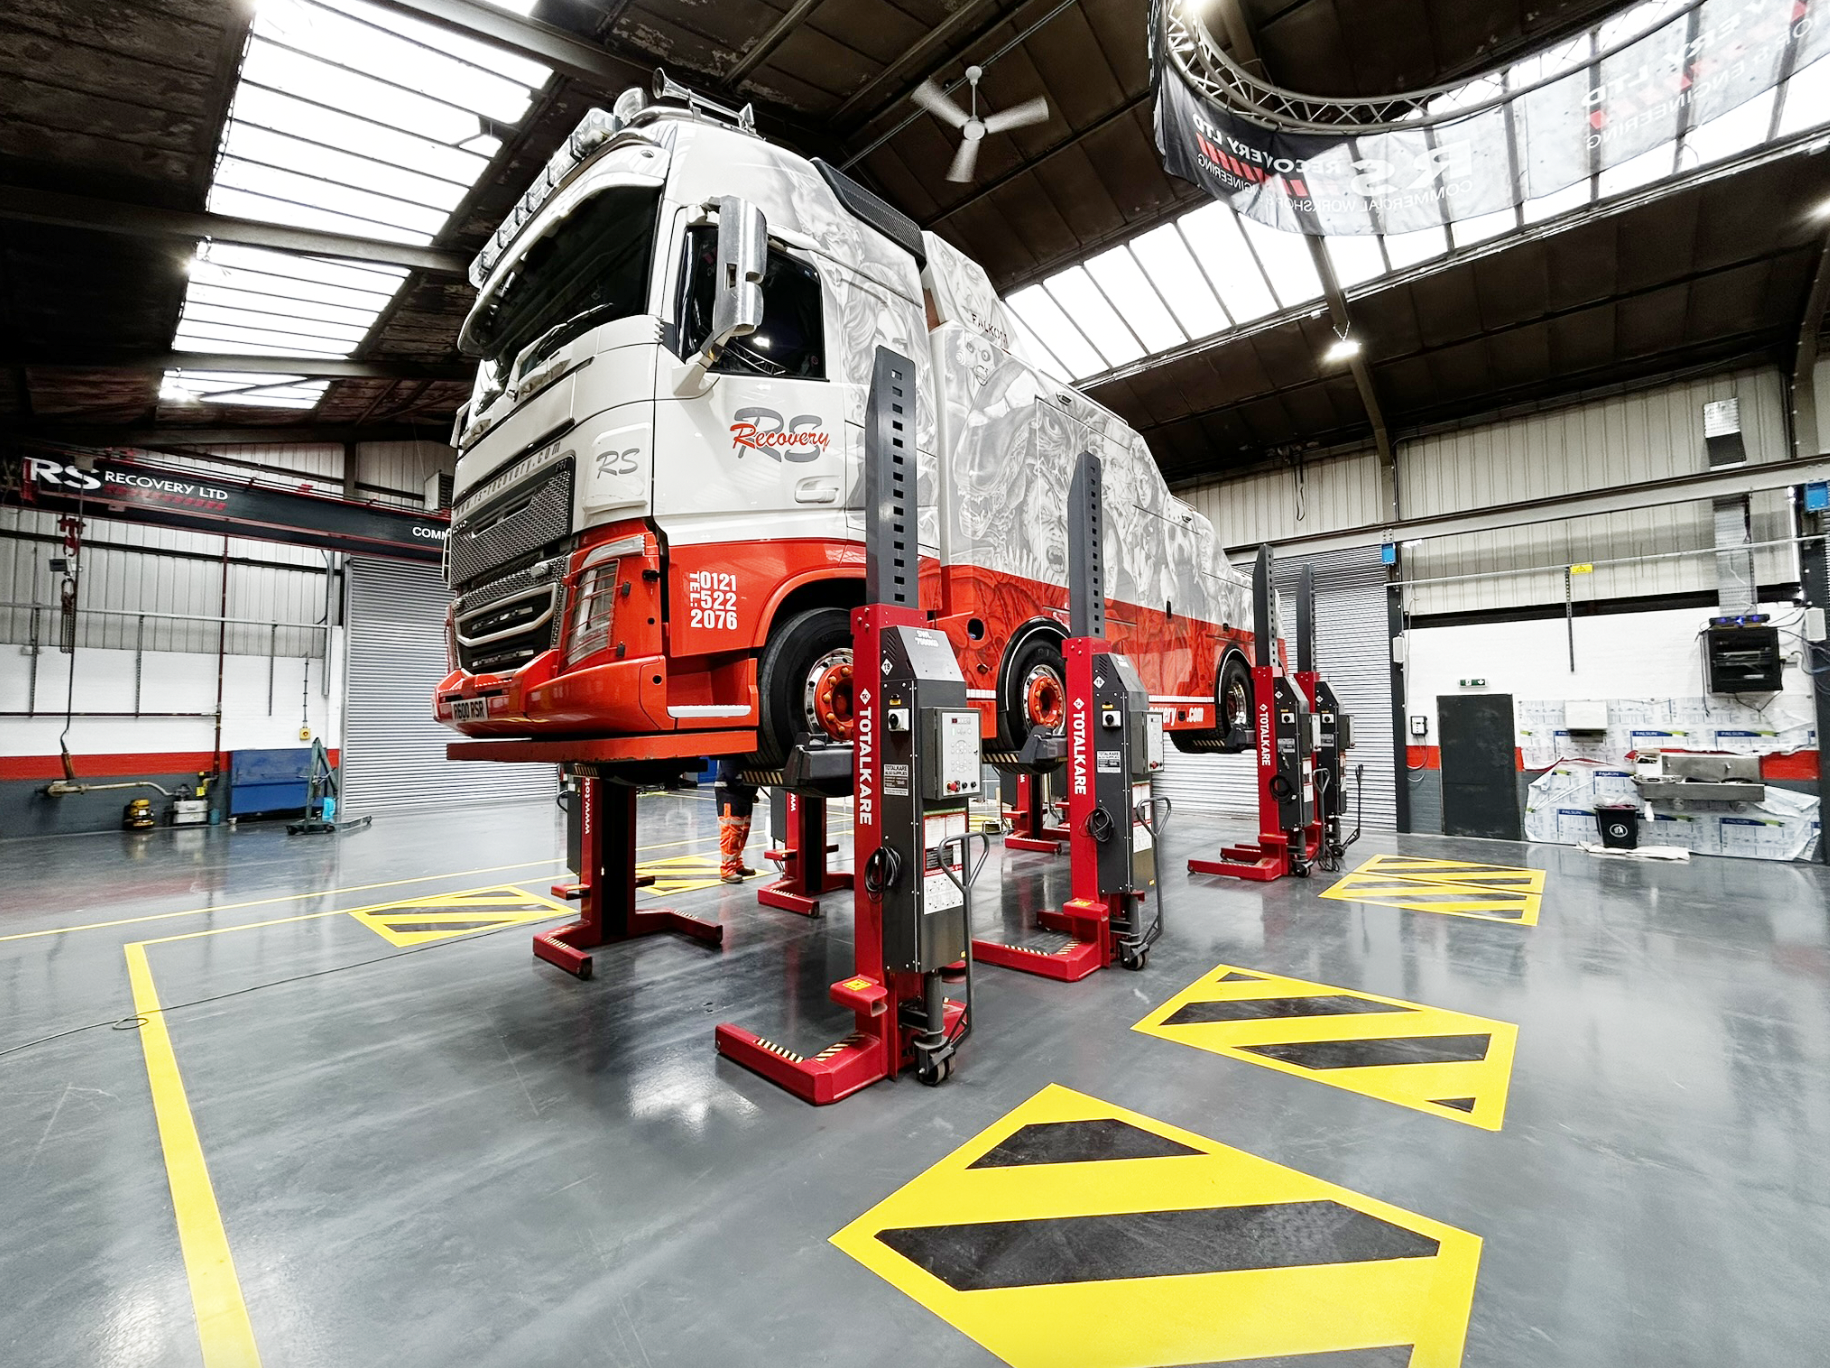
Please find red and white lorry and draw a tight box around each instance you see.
[435,80,1256,762]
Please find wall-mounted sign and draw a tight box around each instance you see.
[10,452,448,561]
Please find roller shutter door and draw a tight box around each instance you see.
[1154,547,1395,832]
[341,558,556,811]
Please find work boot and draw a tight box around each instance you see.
[719,814,755,883]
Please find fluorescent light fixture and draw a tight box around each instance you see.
[1324,337,1362,364]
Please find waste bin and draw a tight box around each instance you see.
[1595,803,1640,850]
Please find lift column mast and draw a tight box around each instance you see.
[717,348,984,1100]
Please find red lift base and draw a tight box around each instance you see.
[716,993,963,1105]
[972,900,1112,983]
[532,777,723,980]
[1003,772,1068,854]
[1189,843,1290,883]
[756,791,844,917]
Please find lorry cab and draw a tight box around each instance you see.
[436,80,1253,762]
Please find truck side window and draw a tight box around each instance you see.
[678,225,825,379]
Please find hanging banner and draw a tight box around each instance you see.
[1153,0,1825,235]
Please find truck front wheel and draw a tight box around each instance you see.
[1001,634,1066,754]
[757,607,854,766]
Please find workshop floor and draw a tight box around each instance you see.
[2,793,1827,1368]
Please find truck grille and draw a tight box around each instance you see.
[453,559,565,675]
[448,455,573,591]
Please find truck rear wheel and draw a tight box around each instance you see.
[757,607,854,766]
[1001,634,1066,753]
[1172,650,1253,755]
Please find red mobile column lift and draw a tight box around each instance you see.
[447,733,739,977]
[973,451,1169,981]
[752,746,851,917]
[1188,545,1319,882]
[1003,771,1069,853]
[1290,564,1360,872]
[718,348,989,1102]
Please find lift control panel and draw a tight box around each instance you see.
[874,625,981,976]
[1083,650,1160,899]
[1266,674,1315,840]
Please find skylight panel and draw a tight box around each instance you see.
[1382,225,1448,270]
[1449,206,1516,247]
[213,158,449,239]
[256,0,538,125]
[223,123,470,213]
[1131,221,1229,339]
[1175,204,1277,324]
[1684,90,1777,167]
[1599,140,1675,197]
[1778,56,1830,138]
[1236,212,1323,308]
[169,0,551,402]
[312,0,549,87]
[1043,267,1147,370]
[1085,246,1186,354]
[1007,285,1108,379]
[232,86,489,187]
[1522,179,1590,223]
[1323,235,1385,289]
[1597,0,1684,51]
[1005,312,1070,383]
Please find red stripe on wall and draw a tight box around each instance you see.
[1761,750,1819,781]
[1406,745,1441,770]
[0,750,339,782]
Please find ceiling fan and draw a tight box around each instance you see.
[913,66,1050,183]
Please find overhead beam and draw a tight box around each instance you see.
[830,0,1010,127]
[17,353,472,381]
[725,0,826,85]
[1224,454,1830,560]
[0,186,467,275]
[1305,235,1397,519]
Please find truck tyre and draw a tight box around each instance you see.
[1217,652,1252,741]
[1001,634,1067,753]
[757,607,854,766]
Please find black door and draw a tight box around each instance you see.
[1437,694,1521,841]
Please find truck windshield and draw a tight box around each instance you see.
[469,184,661,381]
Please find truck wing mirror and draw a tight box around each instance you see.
[711,195,766,348]
[675,196,767,396]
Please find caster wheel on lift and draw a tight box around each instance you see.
[916,1055,952,1087]
[1119,943,1147,971]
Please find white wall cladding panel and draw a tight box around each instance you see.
[1186,450,1383,550]
[358,441,457,509]
[1156,547,1394,832]
[2,506,328,655]
[201,442,344,486]
[341,557,554,810]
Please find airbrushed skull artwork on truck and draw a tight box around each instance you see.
[434,83,1259,764]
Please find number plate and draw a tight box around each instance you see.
[452,698,488,722]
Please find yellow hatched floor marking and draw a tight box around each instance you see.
[1320,854,1545,925]
[1134,964,1519,1130]
[345,884,574,947]
[637,853,729,895]
[834,1085,1479,1368]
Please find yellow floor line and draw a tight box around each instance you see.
[125,942,263,1368]
[1,827,739,944]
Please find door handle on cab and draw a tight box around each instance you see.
[794,477,840,505]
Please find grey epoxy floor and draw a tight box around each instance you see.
[2,793,1827,1367]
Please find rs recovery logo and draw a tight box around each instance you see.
[730,408,830,462]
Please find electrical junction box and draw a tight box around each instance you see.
[1805,481,1830,513]
[1409,715,1428,737]
[922,708,983,800]
[1564,700,1609,733]
[1705,625,1783,693]
[1143,712,1165,772]
[1806,607,1827,643]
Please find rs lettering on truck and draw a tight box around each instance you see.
[730,409,830,462]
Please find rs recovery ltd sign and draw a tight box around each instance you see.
[14,453,448,561]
